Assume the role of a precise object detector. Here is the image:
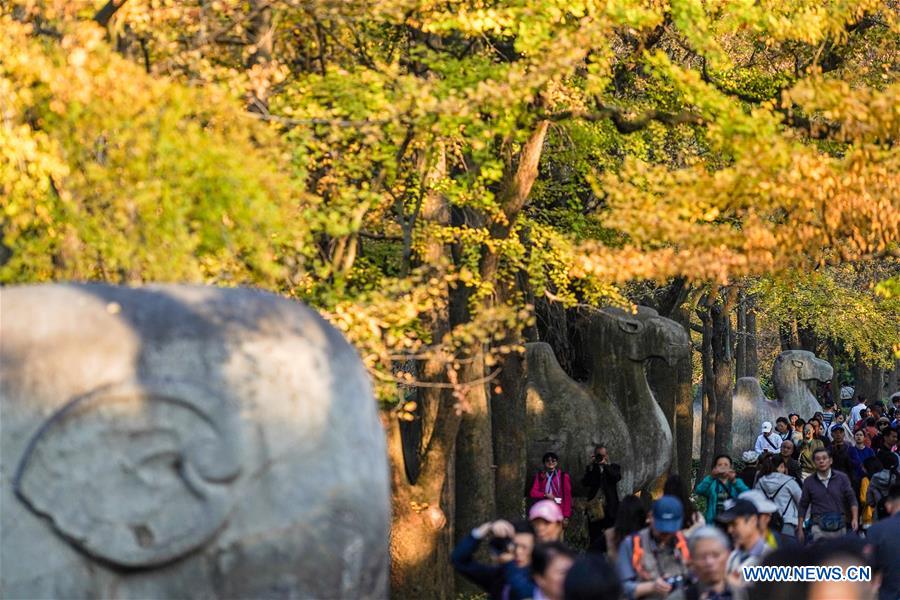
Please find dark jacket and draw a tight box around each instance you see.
[830,443,852,477]
[738,465,758,489]
[784,457,803,484]
[450,533,534,600]
[866,512,900,600]
[798,469,857,522]
[581,461,622,524]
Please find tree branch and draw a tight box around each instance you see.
[359,231,403,241]
[546,104,703,133]
[94,0,129,28]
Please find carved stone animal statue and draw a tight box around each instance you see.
[773,350,834,418]
[731,377,785,455]
[581,307,690,492]
[1,284,390,599]
[525,342,635,498]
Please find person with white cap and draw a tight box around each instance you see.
[738,451,760,488]
[754,421,782,456]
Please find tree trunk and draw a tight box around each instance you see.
[390,148,458,599]
[450,121,549,580]
[798,325,818,354]
[245,0,275,111]
[887,359,900,398]
[389,409,458,600]
[736,294,748,380]
[855,357,885,403]
[641,280,693,483]
[744,297,758,378]
[454,346,496,542]
[491,329,527,520]
[698,289,737,463]
[699,308,716,472]
[672,306,695,483]
[779,320,800,351]
[735,292,758,380]
[711,299,735,457]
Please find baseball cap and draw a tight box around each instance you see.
[651,495,684,533]
[739,490,778,514]
[742,450,759,464]
[529,499,564,523]
[716,499,758,523]
[831,423,845,432]
[824,399,835,408]
[761,421,773,433]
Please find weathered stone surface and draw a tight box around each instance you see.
[729,351,833,455]
[731,377,784,455]
[581,307,690,492]
[773,350,833,417]
[525,305,690,497]
[1,284,390,599]
[525,342,634,498]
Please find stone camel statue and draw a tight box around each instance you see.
[581,306,691,492]
[525,342,636,498]
[1,284,390,599]
[730,350,833,454]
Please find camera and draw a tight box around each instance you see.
[664,575,685,589]
[488,536,514,556]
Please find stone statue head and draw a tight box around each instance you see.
[594,306,690,366]
[773,350,834,387]
[1,284,389,599]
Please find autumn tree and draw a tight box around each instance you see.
[3,1,899,598]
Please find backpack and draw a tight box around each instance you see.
[762,479,794,526]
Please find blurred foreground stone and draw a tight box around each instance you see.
[1,284,389,599]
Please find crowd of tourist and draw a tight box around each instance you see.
[451,392,900,600]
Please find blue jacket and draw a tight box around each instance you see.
[450,533,535,600]
[695,475,750,522]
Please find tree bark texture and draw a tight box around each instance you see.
[245,0,275,111]
[671,306,695,483]
[390,150,458,599]
[855,357,885,403]
[711,299,735,457]
[699,311,716,474]
[456,121,549,534]
[779,320,800,351]
[698,289,737,464]
[735,293,758,379]
[491,328,527,520]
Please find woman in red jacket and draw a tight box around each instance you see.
[529,452,572,523]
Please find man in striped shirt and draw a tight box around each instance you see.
[821,400,836,432]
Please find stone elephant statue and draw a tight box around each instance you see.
[1,284,390,599]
